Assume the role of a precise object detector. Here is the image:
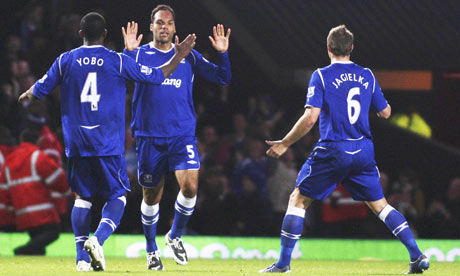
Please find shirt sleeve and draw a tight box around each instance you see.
[370,71,388,112]
[33,53,66,99]
[192,50,231,85]
[305,69,324,108]
[119,53,165,84]
[123,48,139,61]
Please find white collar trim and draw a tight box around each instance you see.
[149,42,175,53]
[80,45,104,48]
[332,60,353,64]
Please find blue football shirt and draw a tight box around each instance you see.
[33,45,166,157]
[305,61,388,141]
[124,43,231,137]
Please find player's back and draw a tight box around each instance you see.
[307,61,387,142]
[52,46,127,157]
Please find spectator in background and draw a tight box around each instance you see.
[4,35,22,63]
[216,113,250,176]
[20,1,44,52]
[0,127,16,231]
[292,126,318,166]
[0,129,68,255]
[232,139,270,195]
[388,169,425,227]
[0,126,17,166]
[26,31,53,77]
[233,173,273,236]
[55,14,81,52]
[267,148,297,226]
[198,125,220,164]
[192,167,235,235]
[25,101,63,165]
[423,177,460,238]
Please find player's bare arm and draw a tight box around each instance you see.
[18,85,35,103]
[122,21,143,51]
[266,107,320,158]
[209,24,231,53]
[377,104,391,119]
[160,34,196,78]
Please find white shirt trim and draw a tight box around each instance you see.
[117,53,123,73]
[149,42,175,53]
[80,45,104,48]
[58,53,64,76]
[331,60,354,64]
[317,69,325,90]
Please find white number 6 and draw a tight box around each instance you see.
[347,87,361,124]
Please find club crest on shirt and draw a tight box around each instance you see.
[307,86,315,98]
[143,174,153,183]
[141,65,152,75]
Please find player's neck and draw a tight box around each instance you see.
[153,40,173,51]
[83,39,104,46]
[330,55,351,64]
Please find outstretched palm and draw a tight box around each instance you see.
[209,24,231,53]
[122,21,143,51]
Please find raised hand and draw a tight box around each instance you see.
[122,21,143,51]
[175,34,196,59]
[209,24,231,53]
[265,140,288,159]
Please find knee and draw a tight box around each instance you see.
[288,188,313,209]
[143,188,160,205]
[181,180,198,198]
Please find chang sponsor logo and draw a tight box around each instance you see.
[162,78,182,88]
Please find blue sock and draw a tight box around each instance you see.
[141,200,160,252]
[275,206,305,268]
[94,196,126,245]
[71,199,92,263]
[170,191,196,239]
[378,205,422,261]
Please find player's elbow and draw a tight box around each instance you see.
[378,105,391,119]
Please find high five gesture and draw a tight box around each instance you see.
[209,24,231,53]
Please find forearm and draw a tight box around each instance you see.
[160,54,182,78]
[282,113,315,147]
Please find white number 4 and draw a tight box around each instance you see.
[347,87,361,124]
[80,72,100,111]
[186,145,195,159]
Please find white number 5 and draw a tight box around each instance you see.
[81,72,100,111]
[347,87,361,124]
[186,145,195,159]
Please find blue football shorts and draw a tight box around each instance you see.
[136,136,200,187]
[296,138,384,202]
[67,155,130,200]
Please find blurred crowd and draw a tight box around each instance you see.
[1,2,459,240]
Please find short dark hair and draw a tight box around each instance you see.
[20,128,40,144]
[151,4,175,23]
[80,12,106,41]
[327,25,354,56]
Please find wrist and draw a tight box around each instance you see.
[281,139,291,147]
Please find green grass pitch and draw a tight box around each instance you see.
[0,257,459,275]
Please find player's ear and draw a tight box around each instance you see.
[79,30,84,39]
[150,23,154,32]
[350,44,354,53]
[103,29,108,39]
